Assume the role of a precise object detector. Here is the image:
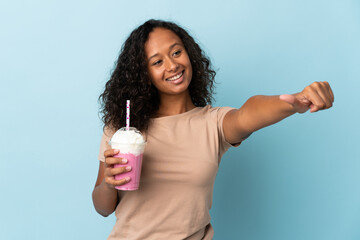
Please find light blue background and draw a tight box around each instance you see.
[1,0,359,239]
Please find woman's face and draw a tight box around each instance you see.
[145,28,193,98]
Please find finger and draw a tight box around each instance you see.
[104,149,120,158]
[324,81,334,103]
[109,165,132,176]
[105,176,131,187]
[315,82,333,109]
[305,84,326,113]
[113,177,131,186]
[105,157,128,166]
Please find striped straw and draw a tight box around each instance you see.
[126,100,130,131]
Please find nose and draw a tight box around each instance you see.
[165,58,178,72]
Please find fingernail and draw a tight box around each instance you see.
[122,158,128,163]
[126,166,132,171]
[125,177,131,181]
[114,149,119,153]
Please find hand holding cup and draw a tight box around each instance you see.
[104,149,132,189]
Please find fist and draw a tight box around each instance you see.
[280,81,334,113]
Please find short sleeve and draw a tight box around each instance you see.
[97,126,115,162]
[213,106,241,159]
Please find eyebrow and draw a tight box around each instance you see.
[148,42,182,61]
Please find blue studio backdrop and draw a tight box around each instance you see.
[1,0,359,239]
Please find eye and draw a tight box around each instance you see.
[172,50,182,57]
[152,60,162,66]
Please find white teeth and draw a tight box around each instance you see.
[167,71,183,81]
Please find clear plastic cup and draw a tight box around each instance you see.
[109,127,146,191]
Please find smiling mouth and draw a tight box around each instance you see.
[166,71,184,81]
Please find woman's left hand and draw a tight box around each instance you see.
[279,81,334,113]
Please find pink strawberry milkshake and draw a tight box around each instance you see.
[109,127,146,191]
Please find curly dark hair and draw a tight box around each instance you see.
[99,19,216,132]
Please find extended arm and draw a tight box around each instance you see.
[223,81,334,144]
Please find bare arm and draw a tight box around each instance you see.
[223,81,334,144]
[92,149,131,217]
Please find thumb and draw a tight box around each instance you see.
[279,94,296,105]
[280,93,311,113]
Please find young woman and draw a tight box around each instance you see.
[92,19,334,240]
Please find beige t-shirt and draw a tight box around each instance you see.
[98,105,238,240]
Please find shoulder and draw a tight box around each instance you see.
[202,105,236,120]
[103,125,117,138]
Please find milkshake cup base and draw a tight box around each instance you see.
[115,186,139,191]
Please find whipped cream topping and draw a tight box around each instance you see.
[110,127,146,155]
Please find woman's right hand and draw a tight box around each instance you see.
[103,149,132,189]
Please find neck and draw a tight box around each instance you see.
[155,91,196,117]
